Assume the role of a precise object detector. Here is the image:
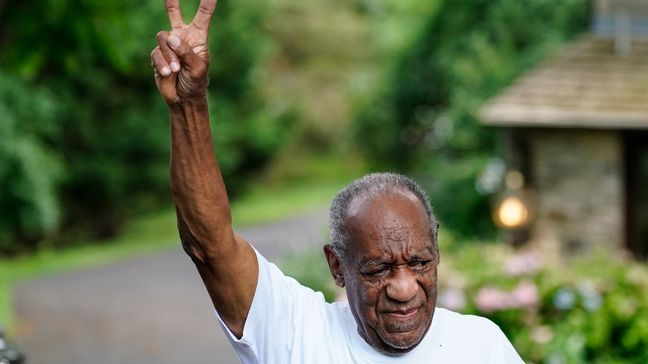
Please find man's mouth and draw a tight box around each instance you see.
[383,307,419,321]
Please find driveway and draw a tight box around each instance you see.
[13,208,329,364]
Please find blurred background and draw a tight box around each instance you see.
[0,0,646,363]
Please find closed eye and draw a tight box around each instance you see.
[410,260,432,270]
[364,266,390,277]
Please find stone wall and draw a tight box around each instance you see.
[592,0,648,37]
[519,129,624,255]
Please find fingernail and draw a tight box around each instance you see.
[161,66,171,76]
[168,35,180,48]
[170,62,180,72]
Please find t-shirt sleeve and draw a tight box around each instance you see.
[214,248,328,364]
[488,323,525,364]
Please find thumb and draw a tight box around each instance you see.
[167,35,206,78]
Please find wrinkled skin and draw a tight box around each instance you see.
[325,190,439,355]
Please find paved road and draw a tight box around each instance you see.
[13,208,329,364]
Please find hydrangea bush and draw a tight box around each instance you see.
[437,238,648,364]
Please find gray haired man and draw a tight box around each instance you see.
[151,0,524,362]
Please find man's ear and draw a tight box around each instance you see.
[323,244,345,288]
[434,222,441,265]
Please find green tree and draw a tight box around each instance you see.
[0,74,63,253]
[0,0,292,254]
[353,0,587,237]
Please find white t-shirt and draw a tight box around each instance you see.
[216,250,525,363]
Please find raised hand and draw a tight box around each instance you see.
[151,0,218,104]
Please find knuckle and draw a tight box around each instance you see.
[198,5,212,15]
[196,62,207,74]
[175,45,189,57]
[190,68,206,79]
[156,33,170,45]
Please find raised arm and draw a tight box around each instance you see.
[150,0,258,338]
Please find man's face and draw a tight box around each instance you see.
[333,190,439,354]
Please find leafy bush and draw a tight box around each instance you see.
[439,242,648,363]
[282,240,648,363]
[0,0,294,254]
[352,0,588,237]
[279,248,338,302]
[0,74,63,253]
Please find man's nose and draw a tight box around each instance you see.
[385,267,418,302]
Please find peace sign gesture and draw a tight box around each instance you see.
[151,0,218,105]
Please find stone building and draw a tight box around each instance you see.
[480,0,648,258]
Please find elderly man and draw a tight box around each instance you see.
[151,1,524,362]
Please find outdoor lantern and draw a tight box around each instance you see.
[492,170,534,237]
[495,194,529,229]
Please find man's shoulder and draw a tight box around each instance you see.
[423,308,523,363]
[430,307,505,340]
[434,307,499,328]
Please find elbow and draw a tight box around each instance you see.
[177,217,236,265]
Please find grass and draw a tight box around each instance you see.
[0,177,352,331]
[231,180,344,227]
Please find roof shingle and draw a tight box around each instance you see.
[480,35,648,129]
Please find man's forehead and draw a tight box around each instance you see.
[345,188,423,219]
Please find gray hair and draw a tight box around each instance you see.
[328,172,438,261]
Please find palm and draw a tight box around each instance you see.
[171,23,209,62]
[166,0,216,58]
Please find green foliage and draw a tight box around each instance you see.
[279,248,338,302]
[0,0,293,254]
[441,243,648,363]
[0,74,63,253]
[352,0,588,237]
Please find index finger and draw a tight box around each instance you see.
[192,0,217,30]
[165,0,184,29]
